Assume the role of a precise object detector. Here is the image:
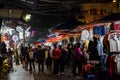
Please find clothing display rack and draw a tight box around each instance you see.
[110,30,120,33]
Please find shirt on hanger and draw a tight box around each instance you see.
[116,39,120,52]
[81,29,89,41]
[115,55,120,74]
[108,33,118,52]
[89,30,93,40]
[114,21,120,30]
[97,40,103,56]
[85,40,89,50]
[93,25,107,36]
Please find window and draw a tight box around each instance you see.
[106,4,112,13]
[119,3,120,12]
[90,8,97,15]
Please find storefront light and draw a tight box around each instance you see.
[73,42,76,45]
[23,14,31,22]
[9,30,12,35]
[58,42,62,45]
[113,0,116,2]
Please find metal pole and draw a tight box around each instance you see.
[23,27,25,47]
[0,18,3,48]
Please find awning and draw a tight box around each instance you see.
[46,35,67,42]
[51,17,85,33]
[71,13,120,32]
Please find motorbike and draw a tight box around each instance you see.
[0,58,10,75]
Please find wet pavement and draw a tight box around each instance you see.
[0,63,84,80]
[1,62,105,80]
[1,63,120,80]
[33,68,82,80]
[0,64,34,80]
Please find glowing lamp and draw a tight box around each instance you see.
[23,14,31,22]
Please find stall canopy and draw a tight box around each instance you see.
[46,34,68,43]
[101,13,120,21]
[72,13,120,33]
[51,17,85,33]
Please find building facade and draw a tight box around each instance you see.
[78,2,119,22]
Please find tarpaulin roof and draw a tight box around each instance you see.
[101,13,120,21]
[52,18,85,32]
[46,35,67,42]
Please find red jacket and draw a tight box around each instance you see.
[52,49,61,59]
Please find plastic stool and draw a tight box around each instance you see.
[87,74,95,80]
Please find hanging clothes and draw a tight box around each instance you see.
[97,39,103,56]
[89,30,93,40]
[116,33,120,52]
[109,39,118,52]
[85,40,89,50]
[109,54,116,76]
[116,39,120,52]
[108,33,118,52]
[115,54,120,74]
[105,23,111,32]
[81,29,89,41]
[93,25,107,36]
[103,33,109,51]
[113,21,120,30]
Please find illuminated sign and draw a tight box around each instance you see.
[12,35,19,42]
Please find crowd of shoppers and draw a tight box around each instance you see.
[11,42,90,76]
[21,42,91,77]
[0,41,115,79]
[0,42,96,77]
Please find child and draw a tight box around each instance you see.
[82,63,94,78]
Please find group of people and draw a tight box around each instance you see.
[0,41,97,78]
[18,42,92,77]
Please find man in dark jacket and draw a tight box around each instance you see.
[37,45,45,73]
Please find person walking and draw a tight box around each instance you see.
[75,43,84,75]
[45,46,52,73]
[37,45,45,73]
[7,48,13,70]
[52,44,61,75]
[59,45,67,75]
[28,47,35,73]
[20,44,25,68]
[14,46,19,65]
[24,47,29,71]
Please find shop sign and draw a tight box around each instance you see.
[12,35,19,42]
[16,26,23,32]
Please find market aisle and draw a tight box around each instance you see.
[0,63,34,80]
[33,68,82,80]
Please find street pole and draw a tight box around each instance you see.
[0,18,3,47]
[23,27,25,47]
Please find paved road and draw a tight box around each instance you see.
[33,67,84,80]
[3,63,120,80]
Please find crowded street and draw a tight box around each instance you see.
[0,63,34,80]
[0,0,120,80]
[0,63,84,80]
